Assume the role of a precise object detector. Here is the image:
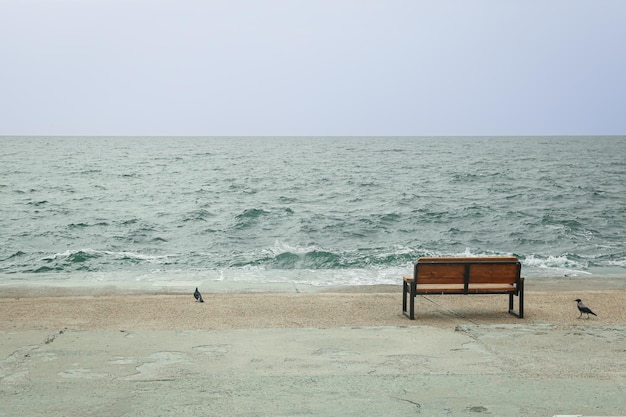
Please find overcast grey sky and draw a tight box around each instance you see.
[1,0,625,136]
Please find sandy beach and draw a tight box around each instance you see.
[2,278,626,416]
[2,277,626,330]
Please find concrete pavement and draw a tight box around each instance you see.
[2,324,625,416]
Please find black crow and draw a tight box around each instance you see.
[194,287,204,303]
[575,298,596,319]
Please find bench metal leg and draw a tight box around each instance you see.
[402,280,407,314]
[508,279,524,318]
[402,281,416,320]
[519,280,524,318]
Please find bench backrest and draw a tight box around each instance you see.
[414,257,521,286]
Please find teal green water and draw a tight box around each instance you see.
[1,136,625,286]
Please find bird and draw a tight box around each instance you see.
[194,287,204,303]
[575,298,596,319]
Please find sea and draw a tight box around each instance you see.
[1,136,625,290]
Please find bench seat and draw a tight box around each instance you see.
[403,282,518,293]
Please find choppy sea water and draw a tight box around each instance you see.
[1,136,625,288]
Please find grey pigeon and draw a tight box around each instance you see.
[575,298,596,319]
[194,287,204,303]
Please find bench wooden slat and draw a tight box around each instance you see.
[410,283,517,292]
[466,263,520,284]
[417,256,518,263]
[415,263,466,284]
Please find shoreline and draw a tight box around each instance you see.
[2,274,625,297]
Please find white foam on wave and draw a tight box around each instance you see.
[42,248,173,262]
[135,267,406,287]
[608,259,626,267]
[265,239,322,255]
[522,255,590,277]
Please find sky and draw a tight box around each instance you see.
[1,0,625,136]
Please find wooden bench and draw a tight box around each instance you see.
[402,257,524,320]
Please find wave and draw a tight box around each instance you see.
[236,208,270,219]
[42,249,171,262]
[225,240,419,270]
[10,244,607,278]
[68,222,110,228]
[27,200,48,206]
[519,254,590,277]
[233,208,271,229]
[3,239,622,280]
[3,251,27,261]
[30,249,176,273]
[609,259,626,267]
[182,209,215,222]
